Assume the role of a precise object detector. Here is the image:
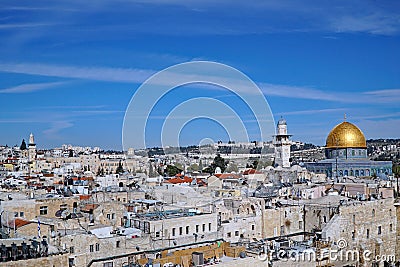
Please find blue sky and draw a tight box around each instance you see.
[0,0,400,149]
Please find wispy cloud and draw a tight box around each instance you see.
[1,62,399,105]
[329,12,400,35]
[276,108,347,116]
[3,1,399,37]
[260,83,400,104]
[0,82,65,93]
[0,23,54,29]
[362,89,400,103]
[43,121,74,138]
[0,63,154,83]
[259,83,341,102]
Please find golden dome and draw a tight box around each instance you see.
[326,121,366,148]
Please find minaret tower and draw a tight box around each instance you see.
[28,133,37,162]
[274,117,292,168]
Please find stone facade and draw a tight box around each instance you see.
[322,198,397,264]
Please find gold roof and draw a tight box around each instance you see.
[326,121,366,148]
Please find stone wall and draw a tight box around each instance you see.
[323,198,397,264]
[1,253,69,267]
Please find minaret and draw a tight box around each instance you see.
[274,117,292,168]
[28,133,37,162]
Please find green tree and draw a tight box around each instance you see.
[174,162,183,170]
[166,165,182,176]
[213,154,227,172]
[20,139,27,150]
[204,154,228,174]
[190,163,199,171]
[393,164,400,178]
[116,161,124,174]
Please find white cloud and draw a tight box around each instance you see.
[276,108,347,116]
[0,82,65,93]
[0,23,54,29]
[43,121,74,138]
[0,62,399,105]
[0,63,154,84]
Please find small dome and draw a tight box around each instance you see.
[326,121,366,148]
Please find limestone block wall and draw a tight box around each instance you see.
[221,214,263,242]
[263,205,303,238]
[324,198,396,260]
[0,253,69,267]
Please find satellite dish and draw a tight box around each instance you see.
[61,210,71,219]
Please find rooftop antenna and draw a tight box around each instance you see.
[344,113,347,122]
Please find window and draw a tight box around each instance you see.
[366,229,370,239]
[202,224,205,232]
[95,243,100,251]
[20,212,24,217]
[251,225,255,231]
[90,245,94,252]
[14,212,18,217]
[186,226,189,235]
[227,232,231,238]
[351,231,355,240]
[39,206,48,215]
[112,213,115,220]
[378,226,382,235]
[155,231,160,238]
[179,227,183,235]
[103,262,113,267]
[116,241,120,248]
[299,221,303,230]
[209,223,212,231]
[390,224,393,232]
[353,215,356,223]
[235,231,239,236]
[196,225,199,233]
[69,246,74,254]
[172,228,176,237]
[60,204,68,211]
[107,214,111,219]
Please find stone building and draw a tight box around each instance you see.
[125,210,218,248]
[1,194,80,222]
